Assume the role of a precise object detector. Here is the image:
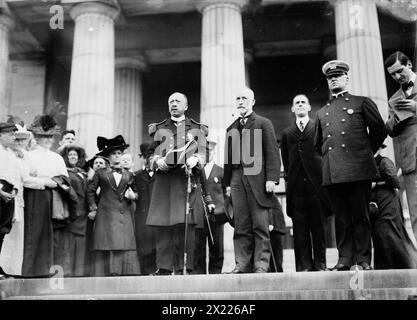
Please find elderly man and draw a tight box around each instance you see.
[384,51,417,243]
[147,92,208,275]
[224,87,281,273]
[314,60,386,271]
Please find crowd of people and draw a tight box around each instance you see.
[1,53,417,279]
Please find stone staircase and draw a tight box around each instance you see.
[1,269,417,300]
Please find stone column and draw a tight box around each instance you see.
[67,1,119,157]
[0,13,13,121]
[199,0,247,165]
[114,57,147,170]
[334,0,393,159]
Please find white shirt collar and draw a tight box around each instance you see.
[171,115,185,122]
[332,90,348,99]
[204,162,214,178]
[240,110,253,118]
[296,115,309,126]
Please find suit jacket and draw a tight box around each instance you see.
[314,93,386,186]
[146,117,209,226]
[281,120,323,218]
[87,168,137,250]
[224,112,281,208]
[386,84,417,174]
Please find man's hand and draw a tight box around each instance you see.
[207,204,216,213]
[186,156,199,169]
[44,179,58,189]
[88,211,97,220]
[265,181,276,193]
[124,187,137,200]
[226,186,231,197]
[394,99,417,114]
[0,189,14,202]
[156,157,169,172]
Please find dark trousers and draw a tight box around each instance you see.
[193,221,224,274]
[292,195,327,271]
[231,168,271,272]
[155,224,195,272]
[326,181,372,266]
[0,198,14,237]
[269,231,284,272]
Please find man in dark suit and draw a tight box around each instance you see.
[384,51,417,243]
[147,92,208,275]
[193,141,226,274]
[281,94,327,272]
[224,87,281,273]
[314,60,386,271]
[133,142,157,275]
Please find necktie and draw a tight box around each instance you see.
[240,117,246,127]
[402,81,414,92]
[299,120,304,132]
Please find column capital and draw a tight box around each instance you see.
[70,1,119,21]
[0,13,14,30]
[197,0,248,14]
[115,56,148,72]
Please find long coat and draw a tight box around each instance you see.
[146,117,208,226]
[87,168,137,250]
[133,170,156,256]
[386,84,417,174]
[281,120,325,218]
[314,93,386,186]
[224,112,281,208]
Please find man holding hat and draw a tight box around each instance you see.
[0,120,20,278]
[384,51,417,244]
[314,60,386,271]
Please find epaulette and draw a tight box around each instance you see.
[148,119,167,135]
[190,119,209,137]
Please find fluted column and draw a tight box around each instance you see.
[199,0,247,164]
[334,0,393,158]
[114,57,146,169]
[0,13,14,121]
[68,1,119,157]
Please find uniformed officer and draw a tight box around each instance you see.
[146,92,208,275]
[314,60,386,271]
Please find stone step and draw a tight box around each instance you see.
[1,269,417,300]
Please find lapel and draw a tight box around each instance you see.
[107,169,127,193]
[244,112,256,130]
[410,82,417,99]
[303,120,314,137]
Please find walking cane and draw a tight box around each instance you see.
[202,196,214,245]
[183,166,192,275]
[269,241,278,272]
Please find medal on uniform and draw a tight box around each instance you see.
[347,109,354,114]
[214,177,219,183]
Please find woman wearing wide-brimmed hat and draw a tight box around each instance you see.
[87,135,140,276]
[58,143,90,277]
[21,113,69,278]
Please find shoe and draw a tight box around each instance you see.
[359,262,372,270]
[331,263,351,271]
[225,268,244,274]
[254,268,267,273]
[150,269,172,276]
[175,269,192,275]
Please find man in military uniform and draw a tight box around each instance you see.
[147,92,208,275]
[314,60,386,271]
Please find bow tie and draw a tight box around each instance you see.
[111,167,123,174]
[402,81,414,92]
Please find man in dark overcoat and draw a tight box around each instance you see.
[224,87,281,273]
[133,142,157,275]
[147,92,208,275]
[281,94,328,271]
[314,60,386,271]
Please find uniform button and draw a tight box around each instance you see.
[182,136,185,139]
[326,123,330,127]
[341,131,345,135]
[325,112,329,116]
[345,97,349,101]
[170,137,173,140]
[327,134,331,138]
[342,107,347,111]
[169,144,173,147]
[326,103,330,106]
[341,144,346,148]
[341,119,346,123]
[328,147,332,151]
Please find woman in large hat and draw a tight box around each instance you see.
[22,113,69,277]
[58,143,90,277]
[87,135,140,276]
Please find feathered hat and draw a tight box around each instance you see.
[6,115,31,139]
[29,102,64,136]
[95,135,130,156]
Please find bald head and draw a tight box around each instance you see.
[168,92,188,118]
